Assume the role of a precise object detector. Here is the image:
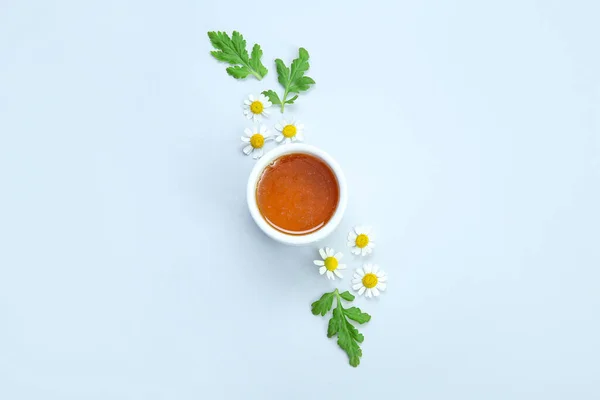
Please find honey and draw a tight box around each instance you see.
[256,153,340,235]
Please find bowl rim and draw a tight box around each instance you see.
[246,143,348,245]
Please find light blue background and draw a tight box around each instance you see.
[1,1,599,399]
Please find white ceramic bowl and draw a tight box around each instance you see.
[247,143,348,245]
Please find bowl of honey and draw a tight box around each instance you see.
[247,144,348,245]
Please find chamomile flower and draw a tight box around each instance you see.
[347,226,375,256]
[241,125,271,159]
[275,119,304,144]
[352,264,387,298]
[313,247,346,280]
[243,94,272,121]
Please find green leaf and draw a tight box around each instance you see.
[339,291,355,302]
[275,59,290,88]
[226,66,250,79]
[250,44,268,78]
[207,31,267,80]
[284,94,298,104]
[263,47,315,112]
[327,316,340,338]
[311,291,335,316]
[334,308,364,367]
[343,307,371,324]
[311,290,371,367]
[261,90,281,105]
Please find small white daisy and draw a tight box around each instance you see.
[313,247,346,280]
[241,125,271,159]
[347,226,375,256]
[352,264,387,298]
[243,94,272,122]
[274,119,304,144]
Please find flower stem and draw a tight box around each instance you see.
[280,89,289,113]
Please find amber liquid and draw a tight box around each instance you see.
[256,153,340,235]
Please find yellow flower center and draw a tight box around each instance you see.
[250,100,264,114]
[282,124,297,138]
[250,133,264,149]
[362,273,378,289]
[324,257,338,271]
[355,234,369,248]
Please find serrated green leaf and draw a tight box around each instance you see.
[334,308,364,367]
[339,291,355,302]
[262,90,281,105]
[327,316,340,338]
[226,65,250,79]
[343,307,371,324]
[312,290,371,367]
[207,30,267,80]
[274,59,290,88]
[263,47,315,112]
[288,47,311,88]
[250,44,268,78]
[284,94,298,104]
[311,291,335,316]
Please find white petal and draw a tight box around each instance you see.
[369,242,376,248]
[319,266,326,275]
[363,264,372,274]
[241,136,250,142]
[284,138,291,144]
[314,260,325,266]
[366,289,372,298]
[358,286,366,296]
[354,226,363,235]
[296,123,304,130]
[242,145,253,155]
[262,110,270,116]
[352,278,361,284]
[275,123,283,131]
[352,283,363,290]
[319,248,327,259]
[334,270,343,278]
[363,226,372,235]
[361,247,369,256]
[372,264,380,274]
[356,268,365,276]
[248,94,255,101]
[252,147,263,159]
[275,135,284,143]
[377,282,387,291]
[337,264,347,270]
[326,248,334,257]
[258,94,267,103]
[246,113,253,120]
[295,132,304,141]
[378,275,388,283]
[351,247,361,255]
[326,271,334,280]
[347,241,354,248]
[348,232,357,241]
[244,100,251,105]
[244,128,253,136]
[372,287,380,297]
[334,252,343,259]
[368,234,376,241]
